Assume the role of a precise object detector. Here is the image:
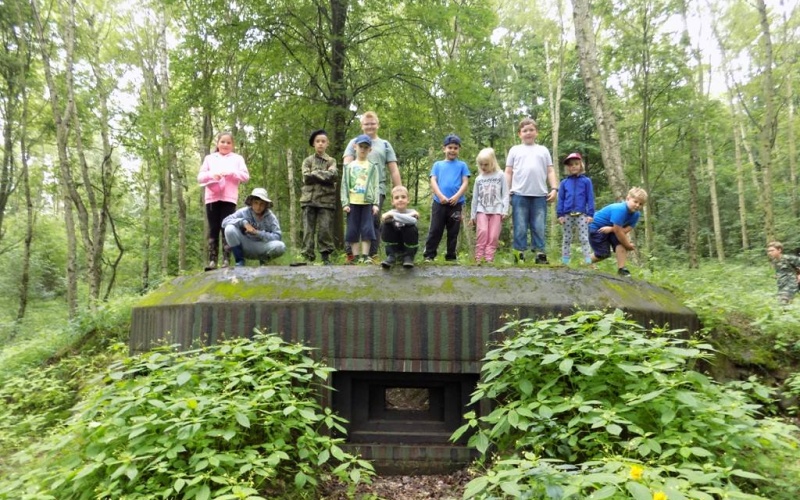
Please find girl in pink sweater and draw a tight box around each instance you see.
[197,132,250,270]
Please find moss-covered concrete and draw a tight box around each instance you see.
[134,265,695,317]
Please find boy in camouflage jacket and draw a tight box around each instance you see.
[767,241,800,304]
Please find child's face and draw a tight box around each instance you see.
[361,118,379,137]
[391,191,409,211]
[478,160,493,173]
[566,160,582,175]
[518,125,538,145]
[626,196,645,212]
[313,135,329,155]
[444,143,460,160]
[217,135,234,154]
[356,143,371,159]
[250,199,268,215]
[767,246,782,261]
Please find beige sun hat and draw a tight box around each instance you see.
[245,187,272,205]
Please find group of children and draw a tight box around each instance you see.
[198,117,649,276]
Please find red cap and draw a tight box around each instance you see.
[563,152,583,164]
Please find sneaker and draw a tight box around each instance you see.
[561,257,570,265]
[345,254,355,265]
[234,261,246,267]
[381,255,397,269]
[402,255,414,268]
[535,253,549,265]
[424,257,434,263]
[370,255,382,265]
[617,267,631,276]
[204,261,217,271]
[358,256,370,265]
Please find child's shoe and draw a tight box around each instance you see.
[381,255,396,269]
[561,256,570,265]
[402,255,415,268]
[513,251,525,263]
[617,267,631,276]
[345,253,355,265]
[535,252,549,264]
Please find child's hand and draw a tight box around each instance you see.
[557,217,565,225]
[468,219,475,226]
[343,206,351,213]
[585,216,593,224]
[372,205,379,215]
[599,226,613,234]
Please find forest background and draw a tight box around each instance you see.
[1,0,800,497]
[0,0,798,317]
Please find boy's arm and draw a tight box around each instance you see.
[430,175,447,205]
[451,175,469,205]
[388,161,401,188]
[504,166,513,191]
[546,165,558,201]
[613,224,635,250]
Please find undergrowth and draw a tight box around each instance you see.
[0,333,373,499]
[455,310,800,499]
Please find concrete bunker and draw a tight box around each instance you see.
[130,266,699,473]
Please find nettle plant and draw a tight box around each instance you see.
[2,332,373,500]
[453,310,799,500]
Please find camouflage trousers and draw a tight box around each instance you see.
[302,206,335,261]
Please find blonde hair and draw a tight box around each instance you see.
[476,148,501,173]
[361,111,379,124]
[627,187,648,203]
[563,156,585,174]
[518,117,537,132]
[768,241,783,251]
[391,185,409,197]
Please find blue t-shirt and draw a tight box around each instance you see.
[430,159,470,204]
[589,201,640,232]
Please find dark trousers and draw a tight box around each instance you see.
[302,206,335,261]
[423,201,463,260]
[382,221,419,258]
[205,201,237,262]
[345,193,385,257]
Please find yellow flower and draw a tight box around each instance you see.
[653,492,667,500]
[629,464,644,480]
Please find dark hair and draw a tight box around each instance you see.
[309,129,327,147]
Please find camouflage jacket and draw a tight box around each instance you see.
[300,153,338,209]
[773,254,800,295]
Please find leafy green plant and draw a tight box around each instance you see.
[453,310,800,499]
[0,332,373,499]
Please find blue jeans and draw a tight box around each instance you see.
[511,194,547,252]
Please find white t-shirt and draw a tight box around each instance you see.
[505,144,552,196]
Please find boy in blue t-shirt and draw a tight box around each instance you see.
[423,134,470,262]
[589,187,648,276]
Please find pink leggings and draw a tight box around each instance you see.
[475,213,503,261]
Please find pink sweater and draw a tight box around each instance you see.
[197,152,250,204]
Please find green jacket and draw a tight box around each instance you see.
[300,153,338,209]
[340,159,380,207]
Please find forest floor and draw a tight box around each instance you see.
[322,469,472,499]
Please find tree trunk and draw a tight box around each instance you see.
[159,5,172,276]
[15,6,32,319]
[30,0,79,316]
[787,64,798,219]
[286,148,297,250]
[571,0,627,200]
[728,95,749,251]
[687,133,699,269]
[328,0,350,248]
[704,125,725,261]
[755,0,776,242]
[141,160,152,293]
